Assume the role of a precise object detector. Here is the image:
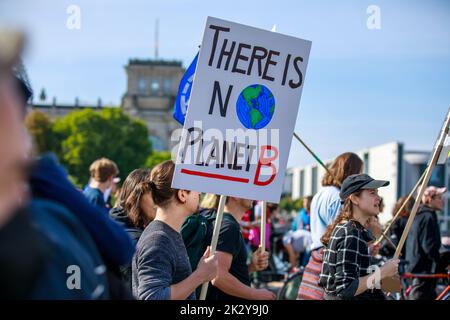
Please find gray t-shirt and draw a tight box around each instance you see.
[283,229,312,254]
[132,220,195,300]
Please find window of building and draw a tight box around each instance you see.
[429,165,445,187]
[151,80,160,93]
[163,79,172,93]
[363,152,369,174]
[283,173,293,198]
[138,78,146,93]
[299,170,305,198]
[312,167,318,195]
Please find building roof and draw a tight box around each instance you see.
[30,103,109,110]
[127,59,182,67]
[404,151,430,165]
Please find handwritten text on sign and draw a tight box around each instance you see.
[172,17,311,203]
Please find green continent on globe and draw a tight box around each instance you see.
[242,85,262,108]
[249,108,263,128]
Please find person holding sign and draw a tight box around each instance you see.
[204,194,276,300]
[297,152,363,300]
[405,186,445,300]
[319,174,400,300]
[132,161,218,300]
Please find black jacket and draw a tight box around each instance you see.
[109,207,143,245]
[380,216,409,257]
[405,205,441,274]
[109,207,143,291]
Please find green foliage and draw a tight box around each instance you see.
[279,196,304,213]
[145,151,172,169]
[293,198,303,211]
[25,110,59,154]
[279,196,294,213]
[53,108,152,186]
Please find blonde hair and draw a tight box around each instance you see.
[200,193,220,211]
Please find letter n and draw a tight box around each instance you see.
[209,81,233,117]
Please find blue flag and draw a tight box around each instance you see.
[173,52,198,125]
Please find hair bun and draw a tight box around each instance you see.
[148,180,156,190]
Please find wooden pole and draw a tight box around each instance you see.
[199,195,227,300]
[374,170,426,246]
[382,108,450,293]
[260,201,267,252]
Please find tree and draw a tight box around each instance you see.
[293,198,304,212]
[39,88,46,102]
[145,151,172,169]
[279,196,294,213]
[25,110,59,154]
[279,196,304,214]
[53,108,152,186]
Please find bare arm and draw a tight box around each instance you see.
[355,260,400,296]
[211,251,256,299]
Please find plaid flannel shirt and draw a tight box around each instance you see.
[319,220,379,300]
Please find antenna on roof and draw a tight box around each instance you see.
[155,18,159,60]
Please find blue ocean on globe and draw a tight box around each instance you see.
[236,84,275,130]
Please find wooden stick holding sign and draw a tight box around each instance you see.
[373,170,426,247]
[260,201,267,252]
[382,107,450,294]
[199,194,227,300]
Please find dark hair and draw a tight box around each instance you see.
[393,196,415,218]
[303,195,313,211]
[117,168,153,229]
[14,74,32,105]
[149,160,180,208]
[321,190,363,246]
[322,152,363,188]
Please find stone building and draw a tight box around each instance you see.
[121,59,185,151]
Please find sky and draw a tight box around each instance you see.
[1,0,449,168]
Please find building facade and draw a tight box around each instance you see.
[121,59,184,151]
[283,141,449,230]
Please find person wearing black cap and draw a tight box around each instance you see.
[319,174,400,300]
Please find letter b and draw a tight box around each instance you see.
[253,145,278,186]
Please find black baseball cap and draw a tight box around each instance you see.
[339,174,389,201]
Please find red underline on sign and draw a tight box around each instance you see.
[180,169,250,183]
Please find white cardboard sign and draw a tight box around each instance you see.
[172,17,311,203]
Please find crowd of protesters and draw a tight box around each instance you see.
[0,31,448,301]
